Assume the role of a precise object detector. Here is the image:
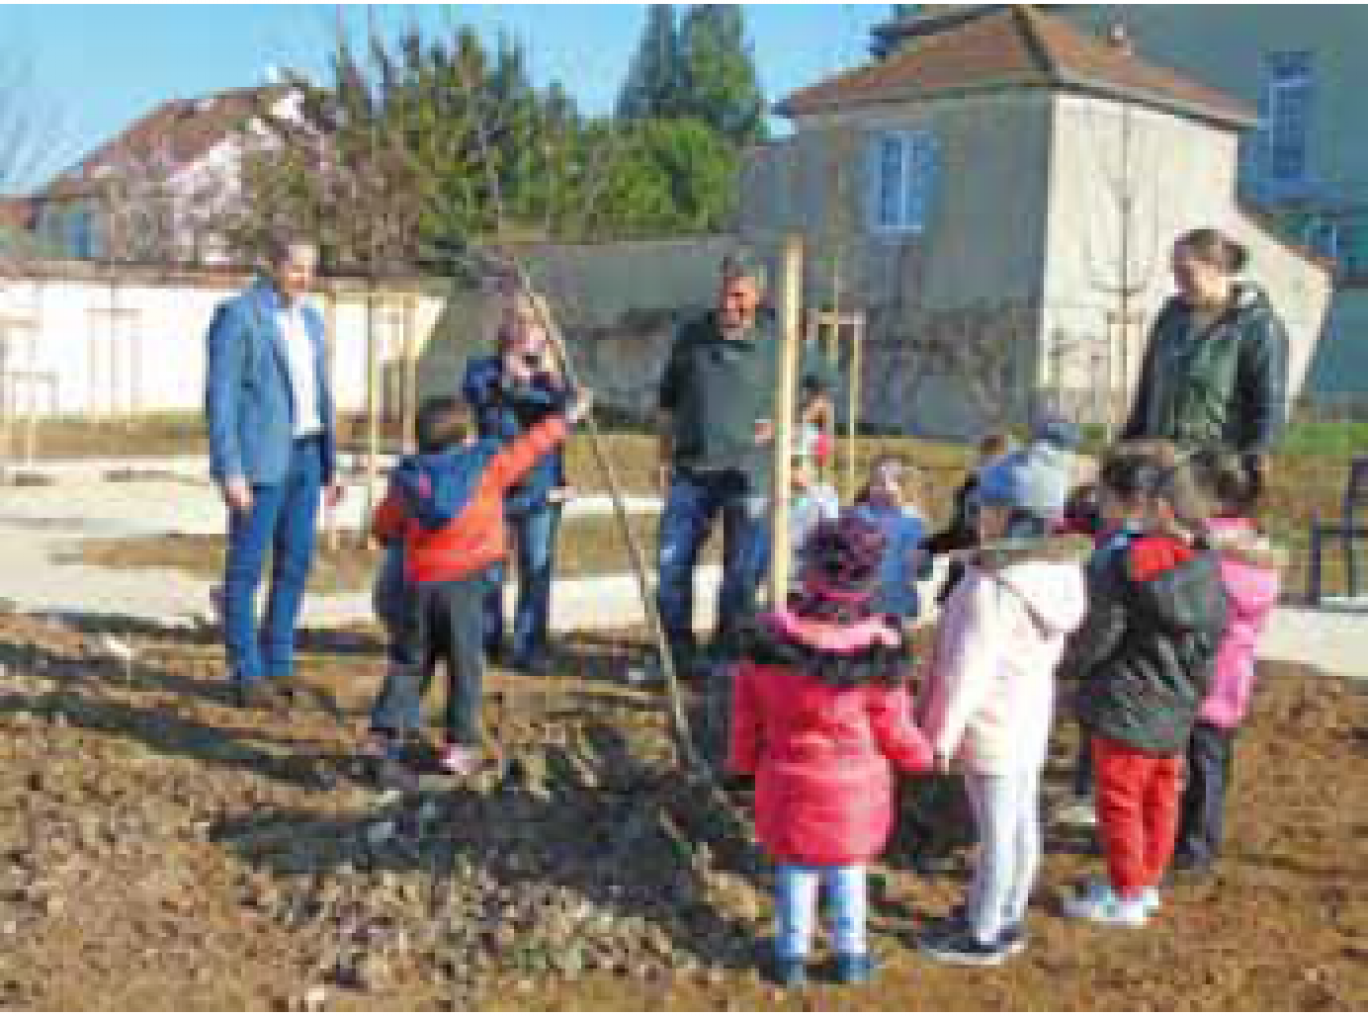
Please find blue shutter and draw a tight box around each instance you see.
[905,130,939,234]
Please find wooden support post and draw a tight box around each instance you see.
[770,234,803,609]
[401,295,419,456]
[846,312,865,500]
[365,286,381,535]
[322,286,340,551]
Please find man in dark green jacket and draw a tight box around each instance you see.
[655,251,839,669]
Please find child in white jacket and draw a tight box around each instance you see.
[917,445,1088,965]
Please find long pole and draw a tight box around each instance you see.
[770,235,803,608]
[506,259,704,774]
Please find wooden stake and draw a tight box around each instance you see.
[401,294,419,456]
[322,286,340,552]
[770,234,803,608]
[847,311,865,500]
[365,286,380,534]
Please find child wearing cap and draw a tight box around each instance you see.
[729,514,932,988]
[917,444,1089,965]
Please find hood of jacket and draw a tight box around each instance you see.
[1208,516,1288,572]
[993,556,1089,638]
[974,533,1092,570]
[1123,535,1227,637]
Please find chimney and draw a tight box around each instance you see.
[1108,22,1134,57]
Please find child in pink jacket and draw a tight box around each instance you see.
[729,514,931,989]
[1173,451,1285,877]
[917,446,1088,965]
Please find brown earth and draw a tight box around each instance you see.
[0,610,1363,1011]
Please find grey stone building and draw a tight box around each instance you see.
[741,5,1331,438]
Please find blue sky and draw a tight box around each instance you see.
[2,4,889,190]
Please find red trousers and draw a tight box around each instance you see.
[1092,735,1184,899]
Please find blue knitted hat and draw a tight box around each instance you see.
[977,444,1073,521]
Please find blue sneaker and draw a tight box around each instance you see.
[768,954,806,988]
[920,927,1011,966]
[997,923,1028,957]
[834,952,876,984]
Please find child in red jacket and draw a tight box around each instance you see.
[729,514,932,988]
[364,389,589,776]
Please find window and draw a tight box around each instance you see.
[66,207,97,259]
[1332,210,1368,279]
[1257,51,1314,188]
[868,129,939,234]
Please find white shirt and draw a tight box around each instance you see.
[276,303,322,437]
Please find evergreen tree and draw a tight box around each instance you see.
[616,5,680,122]
[594,116,737,237]
[677,4,766,146]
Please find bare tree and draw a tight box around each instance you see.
[873,302,1034,437]
[0,51,68,272]
[1072,77,1177,434]
[92,139,232,265]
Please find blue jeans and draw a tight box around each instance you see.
[484,503,563,662]
[775,863,867,960]
[656,469,767,650]
[222,436,323,686]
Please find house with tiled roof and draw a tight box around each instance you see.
[29,85,299,265]
[740,4,1331,437]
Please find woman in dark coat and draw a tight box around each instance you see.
[1122,227,1291,477]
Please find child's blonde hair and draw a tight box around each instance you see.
[857,452,921,510]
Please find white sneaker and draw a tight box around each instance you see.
[1139,886,1161,914]
[1063,879,1148,928]
[1053,797,1097,829]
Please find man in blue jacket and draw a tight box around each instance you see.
[205,237,343,708]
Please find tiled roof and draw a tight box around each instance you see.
[0,196,35,230]
[39,85,289,200]
[779,4,1255,129]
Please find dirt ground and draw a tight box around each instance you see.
[0,610,1363,1011]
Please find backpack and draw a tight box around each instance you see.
[391,441,499,533]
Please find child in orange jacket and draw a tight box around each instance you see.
[364,389,590,775]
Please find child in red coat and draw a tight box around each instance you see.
[729,514,932,988]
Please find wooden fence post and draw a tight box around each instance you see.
[847,311,865,499]
[770,234,803,608]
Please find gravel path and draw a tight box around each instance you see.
[0,461,1362,680]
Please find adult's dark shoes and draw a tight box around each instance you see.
[233,681,277,710]
[511,649,555,677]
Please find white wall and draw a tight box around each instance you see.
[1041,92,1330,416]
[0,268,450,419]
